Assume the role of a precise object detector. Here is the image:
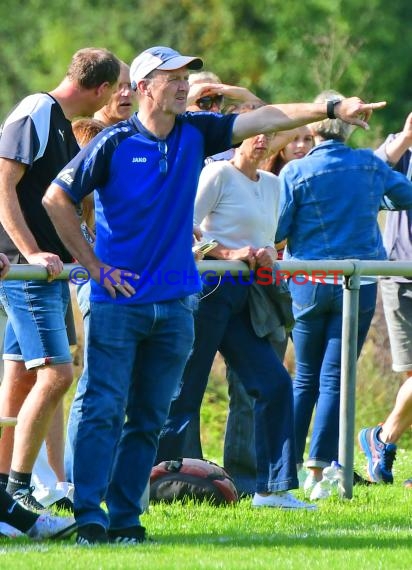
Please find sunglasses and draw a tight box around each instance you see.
[158,140,168,174]
[196,95,224,111]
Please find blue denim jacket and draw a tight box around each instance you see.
[276,140,412,260]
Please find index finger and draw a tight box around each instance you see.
[359,101,387,124]
[361,101,387,111]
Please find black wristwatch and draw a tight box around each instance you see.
[326,99,341,119]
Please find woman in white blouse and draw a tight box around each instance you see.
[157,133,315,510]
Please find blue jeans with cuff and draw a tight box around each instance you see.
[224,333,288,495]
[290,279,377,468]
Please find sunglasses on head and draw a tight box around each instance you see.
[196,94,224,111]
[158,140,168,174]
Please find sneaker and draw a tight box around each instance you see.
[51,496,74,513]
[358,426,397,483]
[26,513,77,540]
[303,472,319,498]
[252,491,317,510]
[108,525,146,544]
[12,486,46,513]
[34,481,75,509]
[0,522,24,538]
[76,523,108,546]
[56,482,74,503]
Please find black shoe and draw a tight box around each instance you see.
[76,523,108,545]
[108,525,146,544]
[51,496,74,513]
[12,486,46,513]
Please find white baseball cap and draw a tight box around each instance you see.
[130,46,203,87]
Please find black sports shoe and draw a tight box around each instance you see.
[76,523,108,545]
[108,525,146,544]
[12,487,46,513]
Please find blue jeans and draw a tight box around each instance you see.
[224,335,288,495]
[73,297,195,529]
[0,280,71,369]
[157,281,298,493]
[290,280,377,468]
[65,282,90,482]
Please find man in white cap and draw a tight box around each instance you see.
[43,45,385,545]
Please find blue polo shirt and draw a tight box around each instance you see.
[53,111,236,304]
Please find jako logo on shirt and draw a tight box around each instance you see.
[132,157,147,163]
[59,168,74,185]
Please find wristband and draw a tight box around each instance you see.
[326,99,340,120]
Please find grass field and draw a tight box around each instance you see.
[1,286,409,568]
[1,451,411,570]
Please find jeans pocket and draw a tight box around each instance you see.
[177,294,199,313]
[289,280,318,311]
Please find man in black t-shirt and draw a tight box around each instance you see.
[0,47,120,512]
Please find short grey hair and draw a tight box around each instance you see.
[311,89,354,142]
[188,70,221,86]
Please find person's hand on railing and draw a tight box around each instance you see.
[26,251,63,282]
[229,246,258,270]
[254,246,277,268]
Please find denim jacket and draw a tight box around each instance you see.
[276,140,412,260]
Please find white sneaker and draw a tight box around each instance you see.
[310,480,334,501]
[56,482,74,503]
[252,492,317,510]
[33,487,65,508]
[303,473,319,498]
[26,513,77,540]
[0,521,24,538]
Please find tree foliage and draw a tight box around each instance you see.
[0,0,410,146]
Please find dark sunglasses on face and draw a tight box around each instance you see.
[196,94,224,111]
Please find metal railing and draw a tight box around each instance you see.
[5,259,412,499]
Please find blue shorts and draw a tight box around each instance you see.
[0,280,72,369]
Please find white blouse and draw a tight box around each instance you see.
[194,161,280,249]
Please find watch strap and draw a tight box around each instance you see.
[326,99,339,120]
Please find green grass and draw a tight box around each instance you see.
[30,291,409,569]
[1,455,411,570]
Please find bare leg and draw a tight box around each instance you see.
[0,362,35,474]
[307,467,323,481]
[380,376,412,444]
[10,363,73,473]
[45,400,66,482]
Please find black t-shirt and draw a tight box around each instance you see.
[0,92,79,263]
